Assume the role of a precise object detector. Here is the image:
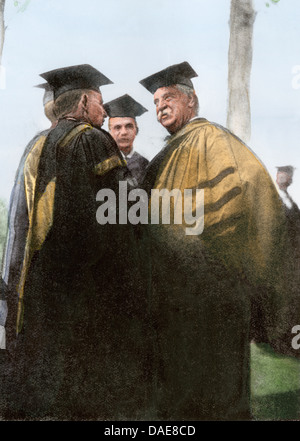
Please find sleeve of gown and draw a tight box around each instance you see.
[52,128,135,268]
[245,166,300,358]
[202,126,300,357]
[73,128,147,317]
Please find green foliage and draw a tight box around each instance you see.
[266,0,281,7]
[13,0,30,13]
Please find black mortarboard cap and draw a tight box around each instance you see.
[104,94,148,118]
[139,61,198,94]
[40,64,113,100]
[35,82,54,106]
[276,166,295,176]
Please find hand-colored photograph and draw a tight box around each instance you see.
[0,0,299,422]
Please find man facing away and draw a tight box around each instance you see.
[105,94,149,185]
[1,64,149,420]
[139,61,300,420]
[0,82,57,352]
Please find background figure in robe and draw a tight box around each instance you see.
[0,82,57,351]
[1,64,150,421]
[276,165,300,216]
[0,81,57,415]
[276,165,300,248]
[36,82,58,130]
[140,61,300,420]
[274,166,300,353]
[105,94,149,185]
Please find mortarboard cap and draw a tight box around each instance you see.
[276,166,295,176]
[40,64,113,100]
[139,61,198,94]
[104,94,148,119]
[35,82,54,106]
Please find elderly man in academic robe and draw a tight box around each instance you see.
[1,64,150,421]
[140,61,300,421]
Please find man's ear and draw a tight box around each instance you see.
[135,120,139,135]
[187,91,196,109]
[80,93,89,111]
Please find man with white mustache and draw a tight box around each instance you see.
[140,62,300,421]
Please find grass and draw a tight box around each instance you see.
[250,342,300,420]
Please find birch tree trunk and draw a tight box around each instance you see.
[0,0,5,66]
[227,0,256,143]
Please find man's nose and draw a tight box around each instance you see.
[120,127,127,135]
[156,99,167,112]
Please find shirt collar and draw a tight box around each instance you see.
[121,146,135,159]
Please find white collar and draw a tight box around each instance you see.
[278,188,293,209]
[121,147,135,159]
[189,116,200,123]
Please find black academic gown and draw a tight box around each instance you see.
[126,151,149,185]
[1,129,51,304]
[4,119,151,421]
[0,129,51,416]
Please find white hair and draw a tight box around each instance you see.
[175,84,199,115]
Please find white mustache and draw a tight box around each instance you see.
[157,110,169,122]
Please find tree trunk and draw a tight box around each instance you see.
[0,0,5,66]
[227,0,256,143]
[0,0,5,65]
